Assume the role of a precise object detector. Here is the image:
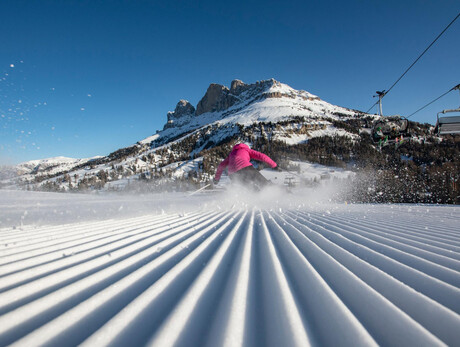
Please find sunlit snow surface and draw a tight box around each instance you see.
[0,188,459,346]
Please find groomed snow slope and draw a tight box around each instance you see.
[0,195,459,346]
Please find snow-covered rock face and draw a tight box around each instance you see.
[194,79,312,117]
[170,100,196,119]
[196,83,239,116]
[162,78,327,134]
[151,78,359,147]
[164,100,196,129]
[230,79,247,94]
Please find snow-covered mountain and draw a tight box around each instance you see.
[15,156,102,176]
[142,78,365,148]
[3,78,375,192]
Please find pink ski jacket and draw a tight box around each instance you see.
[214,143,277,181]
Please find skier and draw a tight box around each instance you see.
[213,143,280,191]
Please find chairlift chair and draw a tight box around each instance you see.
[435,109,460,135]
[372,115,409,146]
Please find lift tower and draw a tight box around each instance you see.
[373,90,386,116]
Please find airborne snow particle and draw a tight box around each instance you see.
[10,64,14,68]
[81,108,85,111]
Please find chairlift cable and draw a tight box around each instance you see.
[406,84,460,119]
[365,12,460,114]
[365,100,379,114]
[385,12,460,97]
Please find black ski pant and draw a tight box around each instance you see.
[229,165,270,191]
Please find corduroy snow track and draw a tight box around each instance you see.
[0,204,459,346]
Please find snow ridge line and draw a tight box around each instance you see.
[0,211,211,277]
[0,213,172,244]
[287,210,460,314]
[339,207,460,238]
[205,209,255,346]
[0,210,237,346]
[266,211,446,346]
[306,211,460,266]
[252,210,312,346]
[276,211,460,346]
[0,206,458,346]
[324,210,460,247]
[260,210,377,346]
[0,210,227,313]
[296,211,460,288]
[0,212,201,264]
[0,211,219,293]
[80,210,245,346]
[148,210,252,346]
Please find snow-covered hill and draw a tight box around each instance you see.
[3,79,374,192]
[15,156,102,176]
[0,190,459,346]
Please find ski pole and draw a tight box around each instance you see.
[189,184,211,196]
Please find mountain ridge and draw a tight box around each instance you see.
[4,78,368,187]
[140,78,363,149]
[4,77,458,205]
[0,78,384,183]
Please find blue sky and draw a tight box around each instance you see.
[1,0,459,165]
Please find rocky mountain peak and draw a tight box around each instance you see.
[230,79,249,94]
[164,100,196,129]
[162,78,319,132]
[173,100,195,117]
[194,79,283,116]
[196,83,239,116]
